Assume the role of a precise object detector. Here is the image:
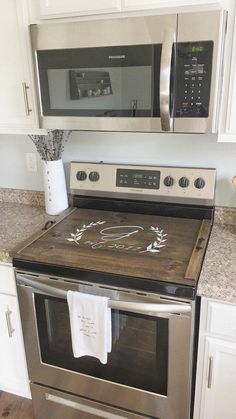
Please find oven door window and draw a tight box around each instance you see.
[37,45,161,118]
[35,295,168,396]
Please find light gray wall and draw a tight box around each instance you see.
[0,131,236,207]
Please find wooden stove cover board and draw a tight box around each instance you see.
[14,208,208,286]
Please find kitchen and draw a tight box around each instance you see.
[0,1,236,419]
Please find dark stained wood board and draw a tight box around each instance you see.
[14,208,207,286]
[185,219,212,280]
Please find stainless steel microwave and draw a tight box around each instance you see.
[30,10,227,133]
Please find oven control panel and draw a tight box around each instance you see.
[70,162,216,205]
[116,169,160,189]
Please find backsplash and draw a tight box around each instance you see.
[0,188,44,206]
[0,131,236,207]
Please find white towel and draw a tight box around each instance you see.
[67,290,112,364]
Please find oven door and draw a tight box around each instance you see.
[16,273,194,419]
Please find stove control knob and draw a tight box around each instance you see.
[194,177,205,189]
[89,171,100,182]
[179,176,189,188]
[76,171,87,181]
[164,176,174,187]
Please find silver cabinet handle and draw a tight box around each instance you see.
[160,27,176,131]
[17,275,191,316]
[5,307,15,338]
[207,356,214,388]
[22,82,32,115]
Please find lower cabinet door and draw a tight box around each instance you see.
[0,294,31,398]
[198,337,236,419]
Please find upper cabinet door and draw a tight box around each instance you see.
[0,0,38,133]
[122,0,224,11]
[216,0,236,141]
[222,11,236,137]
[39,0,121,19]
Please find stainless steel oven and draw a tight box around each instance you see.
[13,161,216,419]
[30,10,226,133]
[16,272,194,419]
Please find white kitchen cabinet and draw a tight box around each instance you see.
[37,0,226,19]
[39,0,121,19]
[0,264,31,399]
[194,298,236,419]
[197,337,236,419]
[122,0,224,11]
[0,0,39,134]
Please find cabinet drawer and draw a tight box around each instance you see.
[0,265,17,296]
[207,300,236,340]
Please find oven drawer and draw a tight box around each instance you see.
[30,383,147,419]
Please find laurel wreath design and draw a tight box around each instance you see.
[67,220,106,245]
[139,226,167,253]
[67,221,167,254]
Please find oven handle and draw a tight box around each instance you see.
[160,26,176,131]
[17,275,191,316]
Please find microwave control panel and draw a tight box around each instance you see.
[175,41,213,118]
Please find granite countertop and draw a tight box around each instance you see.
[0,189,54,264]
[197,207,236,303]
[0,202,53,263]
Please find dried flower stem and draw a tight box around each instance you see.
[29,130,72,161]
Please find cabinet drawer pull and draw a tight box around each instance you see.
[5,307,15,338]
[207,356,214,388]
[22,82,32,115]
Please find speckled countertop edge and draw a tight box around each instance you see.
[214,206,236,225]
[0,203,54,264]
[0,188,75,264]
[197,206,236,303]
[0,188,52,263]
[0,188,73,208]
[0,188,45,207]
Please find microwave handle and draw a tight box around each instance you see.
[17,275,191,316]
[160,27,176,131]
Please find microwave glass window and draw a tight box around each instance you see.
[47,67,152,116]
[35,295,168,396]
[37,45,161,117]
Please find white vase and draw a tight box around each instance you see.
[42,159,68,215]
